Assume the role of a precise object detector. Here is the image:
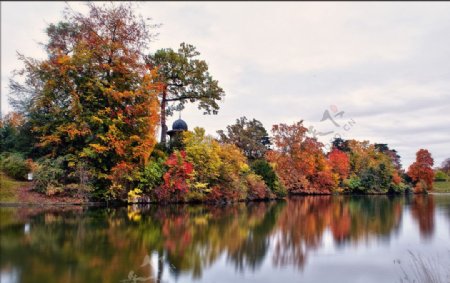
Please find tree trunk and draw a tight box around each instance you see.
[157,250,163,283]
[160,90,167,144]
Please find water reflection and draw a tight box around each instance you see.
[409,195,435,239]
[273,196,403,269]
[0,194,448,283]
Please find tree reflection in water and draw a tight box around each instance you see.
[273,195,403,269]
[409,194,435,239]
[0,194,444,283]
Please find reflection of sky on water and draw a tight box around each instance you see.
[0,268,19,283]
[1,195,449,283]
[172,196,450,283]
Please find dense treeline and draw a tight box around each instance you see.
[0,3,440,203]
[0,110,438,203]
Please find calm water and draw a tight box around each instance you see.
[1,195,449,283]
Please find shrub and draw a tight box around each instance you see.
[0,152,31,180]
[271,179,287,197]
[312,170,338,193]
[183,128,252,202]
[186,182,210,202]
[209,180,245,202]
[251,159,286,197]
[33,157,65,194]
[389,182,409,194]
[183,128,222,184]
[127,188,143,203]
[434,170,448,182]
[45,184,64,196]
[156,151,194,202]
[344,175,362,192]
[246,173,271,200]
[251,160,276,188]
[137,157,166,193]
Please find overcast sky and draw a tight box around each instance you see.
[1,2,450,168]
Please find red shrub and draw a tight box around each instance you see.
[156,151,194,202]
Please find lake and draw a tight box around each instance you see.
[1,194,449,283]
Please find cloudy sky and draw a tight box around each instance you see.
[1,2,450,168]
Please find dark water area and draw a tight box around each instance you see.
[1,194,449,283]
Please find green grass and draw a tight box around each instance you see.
[433,180,450,193]
[0,172,28,202]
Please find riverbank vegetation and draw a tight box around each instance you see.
[433,159,450,193]
[0,3,444,204]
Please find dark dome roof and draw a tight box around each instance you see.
[172,119,188,131]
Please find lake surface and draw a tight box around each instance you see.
[1,194,449,283]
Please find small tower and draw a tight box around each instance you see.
[167,117,188,149]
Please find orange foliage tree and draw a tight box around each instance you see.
[267,121,336,194]
[9,3,160,200]
[407,149,435,193]
[327,148,350,181]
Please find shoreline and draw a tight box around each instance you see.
[3,173,448,208]
[2,191,447,208]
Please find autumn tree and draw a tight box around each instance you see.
[146,43,225,144]
[154,127,273,202]
[341,140,406,193]
[267,121,336,194]
[327,148,350,181]
[375,143,402,170]
[9,3,160,199]
[407,149,435,193]
[217,116,271,160]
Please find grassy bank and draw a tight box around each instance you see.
[1,171,89,205]
[433,180,450,193]
[0,172,29,202]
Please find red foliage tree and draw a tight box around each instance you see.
[157,151,194,202]
[407,149,435,193]
[328,148,350,180]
